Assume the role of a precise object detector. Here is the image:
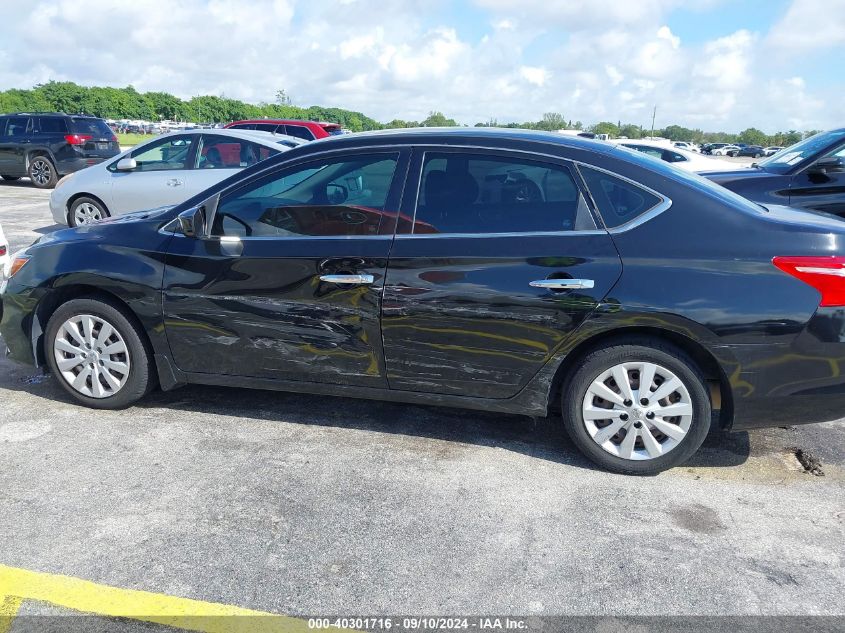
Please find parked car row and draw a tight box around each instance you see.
[4,127,845,476]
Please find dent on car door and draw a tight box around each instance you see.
[110,135,196,213]
[381,149,623,399]
[162,149,409,385]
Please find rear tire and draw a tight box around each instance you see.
[28,156,57,189]
[1,175,21,181]
[45,297,155,409]
[561,340,711,475]
[69,196,110,227]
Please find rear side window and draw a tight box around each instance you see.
[70,118,114,138]
[284,125,315,141]
[413,152,596,235]
[37,117,68,134]
[195,134,276,169]
[579,165,663,229]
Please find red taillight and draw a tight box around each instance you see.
[64,134,92,146]
[0,245,6,256]
[773,256,845,307]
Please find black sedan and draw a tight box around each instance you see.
[736,145,765,158]
[3,128,845,474]
[705,128,845,216]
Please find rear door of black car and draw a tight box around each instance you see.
[380,148,623,399]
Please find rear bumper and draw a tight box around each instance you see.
[726,308,845,430]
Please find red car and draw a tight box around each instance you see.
[224,119,345,141]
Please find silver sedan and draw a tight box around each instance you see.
[49,128,304,226]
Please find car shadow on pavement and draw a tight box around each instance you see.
[0,354,751,473]
[137,383,752,473]
[0,179,36,189]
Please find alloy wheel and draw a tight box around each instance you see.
[73,202,104,225]
[30,159,53,186]
[52,314,131,398]
[581,361,693,461]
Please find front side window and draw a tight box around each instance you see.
[413,152,596,234]
[579,165,663,229]
[129,135,194,172]
[3,117,29,138]
[195,134,276,170]
[212,153,399,238]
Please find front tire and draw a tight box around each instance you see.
[45,297,155,409]
[28,156,58,188]
[69,196,109,227]
[561,341,711,475]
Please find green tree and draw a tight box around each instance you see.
[421,111,458,127]
[738,127,767,146]
[590,121,620,137]
[536,112,565,131]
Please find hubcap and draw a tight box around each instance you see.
[73,202,103,225]
[581,361,693,461]
[53,314,131,398]
[31,159,52,185]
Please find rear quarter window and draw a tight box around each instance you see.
[579,165,663,229]
[37,117,68,134]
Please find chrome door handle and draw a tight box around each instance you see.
[530,278,595,290]
[166,178,183,187]
[319,274,375,285]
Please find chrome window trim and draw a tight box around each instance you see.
[395,230,607,240]
[573,161,672,234]
[207,141,672,238]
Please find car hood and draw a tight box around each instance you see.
[31,205,176,249]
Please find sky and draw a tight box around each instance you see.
[0,0,843,132]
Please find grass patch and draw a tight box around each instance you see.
[116,133,150,147]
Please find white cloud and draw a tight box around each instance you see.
[0,0,840,133]
[519,66,548,86]
[766,0,845,53]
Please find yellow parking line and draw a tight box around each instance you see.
[0,564,311,633]
[0,594,23,633]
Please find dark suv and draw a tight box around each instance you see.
[0,113,120,188]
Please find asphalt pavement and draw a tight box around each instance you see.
[0,180,843,622]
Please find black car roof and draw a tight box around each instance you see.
[308,126,617,154]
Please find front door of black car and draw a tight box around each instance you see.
[0,116,30,176]
[162,149,409,386]
[789,144,845,217]
[381,149,624,399]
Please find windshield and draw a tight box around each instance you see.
[758,129,845,174]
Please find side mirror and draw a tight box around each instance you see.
[178,206,206,238]
[326,183,349,205]
[811,156,845,174]
[116,157,137,171]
